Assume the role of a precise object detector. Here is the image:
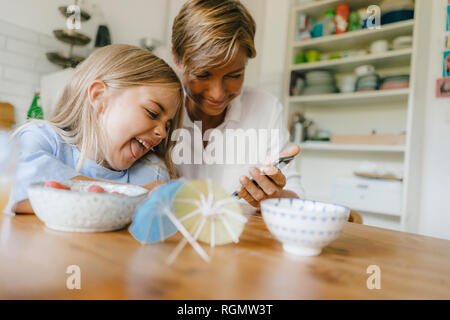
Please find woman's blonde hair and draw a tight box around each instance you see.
[22,44,183,178]
[172,0,256,74]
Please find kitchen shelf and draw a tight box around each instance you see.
[285,0,424,232]
[289,88,410,106]
[300,141,406,152]
[292,20,414,52]
[292,0,383,17]
[290,48,412,72]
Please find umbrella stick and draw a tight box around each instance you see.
[158,212,164,241]
[142,213,155,244]
[166,211,210,263]
[167,237,187,265]
[211,218,215,248]
[179,208,201,222]
[167,215,206,265]
[214,197,238,208]
[219,215,239,243]
[221,207,248,224]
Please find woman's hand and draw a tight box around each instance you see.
[236,144,300,208]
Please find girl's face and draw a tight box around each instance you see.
[96,85,179,171]
[178,47,247,117]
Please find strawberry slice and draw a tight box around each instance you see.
[88,185,105,193]
[45,180,71,190]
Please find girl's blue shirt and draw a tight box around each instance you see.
[6,122,169,213]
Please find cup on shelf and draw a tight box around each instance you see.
[341,75,356,93]
[295,52,307,64]
[305,50,320,62]
[370,40,389,54]
[392,36,412,50]
[295,78,305,95]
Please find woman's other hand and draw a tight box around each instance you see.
[237,144,300,208]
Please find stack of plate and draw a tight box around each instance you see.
[302,71,337,95]
[392,36,413,50]
[380,75,409,90]
[355,73,380,92]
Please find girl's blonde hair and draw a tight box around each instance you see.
[172,0,256,74]
[25,44,183,178]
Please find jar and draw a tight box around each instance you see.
[323,10,335,36]
[348,11,361,31]
[335,4,350,34]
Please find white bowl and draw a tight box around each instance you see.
[355,65,375,77]
[370,40,389,54]
[28,180,148,232]
[261,198,349,256]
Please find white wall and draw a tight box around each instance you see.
[417,0,450,240]
[0,0,169,51]
[0,0,171,123]
[0,19,64,124]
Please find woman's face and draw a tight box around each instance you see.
[178,47,248,117]
[95,84,179,171]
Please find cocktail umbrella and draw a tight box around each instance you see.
[173,179,247,247]
[166,179,247,264]
[129,180,181,243]
[129,179,210,262]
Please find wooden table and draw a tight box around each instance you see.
[1,207,449,300]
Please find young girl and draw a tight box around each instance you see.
[8,44,184,214]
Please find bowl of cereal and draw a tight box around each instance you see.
[28,180,148,232]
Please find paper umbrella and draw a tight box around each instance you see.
[129,179,247,263]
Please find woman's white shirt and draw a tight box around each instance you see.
[173,87,304,196]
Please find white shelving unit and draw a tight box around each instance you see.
[289,88,410,105]
[289,47,412,72]
[284,0,427,232]
[291,19,414,52]
[300,142,406,152]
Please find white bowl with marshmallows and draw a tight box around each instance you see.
[261,198,349,256]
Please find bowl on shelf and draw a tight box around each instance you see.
[355,65,375,77]
[303,85,337,95]
[380,75,410,90]
[28,180,148,232]
[392,36,413,50]
[261,198,349,256]
[302,71,337,95]
[381,10,414,25]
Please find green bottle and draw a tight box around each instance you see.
[27,91,44,119]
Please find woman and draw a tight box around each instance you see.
[171,0,303,208]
